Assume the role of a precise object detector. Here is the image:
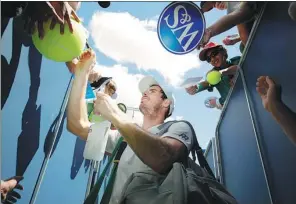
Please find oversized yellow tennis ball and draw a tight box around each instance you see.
[32,18,87,62]
[206,70,222,85]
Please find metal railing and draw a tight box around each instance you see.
[204,138,213,157]
[203,138,219,178]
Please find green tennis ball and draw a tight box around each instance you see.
[32,18,87,62]
[206,70,222,85]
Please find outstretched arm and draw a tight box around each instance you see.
[207,2,255,38]
[185,80,210,95]
[115,121,190,174]
[269,101,296,145]
[256,76,296,145]
[66,50,96,140]
[220,65,239,76]
[198,2,255,49]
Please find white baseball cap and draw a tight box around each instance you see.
[138,76,175,116]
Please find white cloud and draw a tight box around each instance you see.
[140,18,157,31]
[89,11,200,87]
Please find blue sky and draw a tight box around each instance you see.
[0,2,241,203]
[77,1,241,148]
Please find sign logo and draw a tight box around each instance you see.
[157,2,205,55]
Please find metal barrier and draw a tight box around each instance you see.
[204,138,218,178]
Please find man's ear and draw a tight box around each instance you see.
[162,99,171,109]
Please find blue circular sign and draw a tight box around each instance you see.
[157,2,205,55]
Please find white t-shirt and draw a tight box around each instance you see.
[96,121,194,204]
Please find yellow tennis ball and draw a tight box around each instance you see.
[32,18,87,62]
[206,70,222,85]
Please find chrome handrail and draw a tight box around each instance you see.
[212,137,219,179]
[203,138,213,157]
[30,76,74,204]
[204,138,218,178]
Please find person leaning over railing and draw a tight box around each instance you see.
[256,76,296,146]
[198,1,264,53]
[185,42,240,109]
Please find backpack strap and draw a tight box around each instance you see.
[100,141,127,204]
[157,120,216,179]
[84,137,126,204]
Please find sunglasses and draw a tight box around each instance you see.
[206,48,222,63]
